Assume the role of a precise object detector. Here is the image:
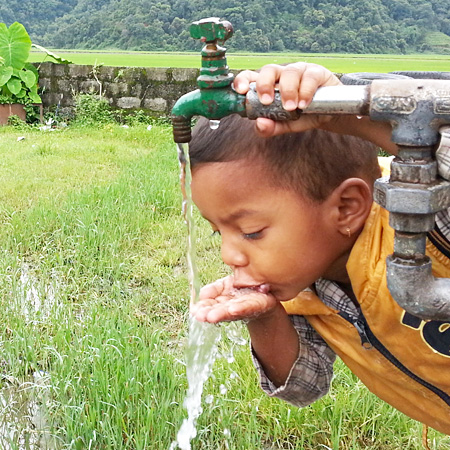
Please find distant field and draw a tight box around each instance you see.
[29,49,450,73]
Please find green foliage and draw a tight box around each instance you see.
[73,92,114,126]
[31,43,73,64]
[0,21,71,107]
[6,113,27,127]
[4,0,449,54]
[425,31,450,53]
[0,21,31,68]
[0,22,40,104]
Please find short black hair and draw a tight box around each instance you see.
[189,114,381,202]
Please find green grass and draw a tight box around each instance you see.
[0,123,448,449]
[30,50,450,72]
[425,32,450,50]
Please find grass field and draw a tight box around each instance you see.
[29,49,450,73]
[0,121,448,449]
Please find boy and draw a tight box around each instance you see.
[189,63,450,435]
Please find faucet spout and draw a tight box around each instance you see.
[172,87,246,143]
[171,18,248,143]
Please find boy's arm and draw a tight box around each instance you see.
[246,303,301,387]
[250,313,336,406]
[234,63,398,154]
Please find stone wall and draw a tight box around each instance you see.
[37,62,206,117]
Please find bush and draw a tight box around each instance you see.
[73,93,114,126]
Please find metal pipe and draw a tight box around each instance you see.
[386,256,450,321]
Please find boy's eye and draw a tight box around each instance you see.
[243,230,263,240]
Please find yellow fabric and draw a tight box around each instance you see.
[283,159,450,435]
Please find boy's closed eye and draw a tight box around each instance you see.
[243,230,264,240]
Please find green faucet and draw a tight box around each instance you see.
[171,18,247,143]
[171,18,304,143]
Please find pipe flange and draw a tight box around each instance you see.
[390,158,437,184]
[389,213,436,233]
[374,177,450,214]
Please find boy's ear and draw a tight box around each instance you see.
[327,178,373,237]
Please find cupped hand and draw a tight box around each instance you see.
[191,276,278,324]
[233,62,341,137]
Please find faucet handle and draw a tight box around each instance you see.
[190,18,233,45]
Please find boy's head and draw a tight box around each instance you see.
[189,114,381,203]
[189,115,381,297]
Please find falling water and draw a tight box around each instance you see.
[170,143,221,450]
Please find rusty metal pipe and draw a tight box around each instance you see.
[387,256,450,321]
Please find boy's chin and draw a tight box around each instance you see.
[271,287,305,302]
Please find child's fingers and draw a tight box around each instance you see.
[276,63,309,110]
[198,282,223,302]
[255,115,330,137]
[198,276,233,302]
[233,70,258,94]
[227,293,274,317]
[192,292,276,324]
[255,64,284,105]
[297,64,341,108]
[192,301,239,323]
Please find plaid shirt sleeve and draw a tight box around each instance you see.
[428,207,450,256]
[251,314,336,407]
[435,207,450,240]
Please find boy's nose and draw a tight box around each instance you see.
[221,239,248,268]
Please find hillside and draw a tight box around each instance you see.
[1,0,450,54]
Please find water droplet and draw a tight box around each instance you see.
[220,384,228,395]
[209,120,220,130]
[204,394,214,404]
[223,428,231,437]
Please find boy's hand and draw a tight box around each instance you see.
[191,276,278,324]
[234,62,341,137]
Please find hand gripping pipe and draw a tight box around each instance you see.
[172,18,450,321]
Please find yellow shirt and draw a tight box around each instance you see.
[283,202,450,434]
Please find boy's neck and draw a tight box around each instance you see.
[322,232,363,305]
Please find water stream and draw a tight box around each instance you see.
[170,143,222,450]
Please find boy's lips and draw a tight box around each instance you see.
[232,283,270,295]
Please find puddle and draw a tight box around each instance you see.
[17,265,58,324]
[0,371,57,450]
[0,265,60,449]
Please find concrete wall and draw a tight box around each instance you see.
[37,62,207,117]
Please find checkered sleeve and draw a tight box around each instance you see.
[251,314,336,407]
[435,208,450,240]
[428,207,450,257]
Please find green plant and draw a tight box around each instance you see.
[6,114,28,128]
[73,92,114,126]
[0,22,71,106]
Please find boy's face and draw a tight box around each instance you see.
[191,159,344,301]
